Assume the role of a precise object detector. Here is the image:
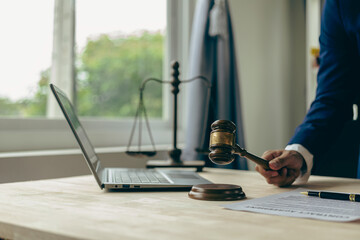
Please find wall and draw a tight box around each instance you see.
[228,0,306,169]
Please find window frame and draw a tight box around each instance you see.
[0,0,195,153]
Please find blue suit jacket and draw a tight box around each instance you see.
[289,0,360,175]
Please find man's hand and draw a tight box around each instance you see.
[255,150,305,187]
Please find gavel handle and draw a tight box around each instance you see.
[243,152,270,170]
[234,145,270,170]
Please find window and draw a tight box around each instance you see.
[0,0,54,117]
[0,0,194,152]
[76,0,165,119]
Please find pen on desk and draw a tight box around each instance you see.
[301,191,360,202]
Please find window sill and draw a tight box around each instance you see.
[0,118,179,152]
[0,145,172,184]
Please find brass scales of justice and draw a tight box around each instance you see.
[126,61,271,201]
[126,61,212,172]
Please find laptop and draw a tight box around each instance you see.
[50,83,211,190]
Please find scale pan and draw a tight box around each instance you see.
[125,151,157,157]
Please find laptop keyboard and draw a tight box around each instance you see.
[111,169,170,184]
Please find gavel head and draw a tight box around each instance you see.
[208,120,236,165]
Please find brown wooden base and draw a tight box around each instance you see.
[146,160,205,172]
[188,183,246,201]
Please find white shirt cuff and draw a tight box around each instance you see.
[285,144,313,184]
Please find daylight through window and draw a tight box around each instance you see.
[0,0,166,119]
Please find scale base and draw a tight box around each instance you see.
[146,160,205,172]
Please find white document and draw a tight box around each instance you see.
[223,188,360,222]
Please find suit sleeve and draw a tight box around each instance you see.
[288,0,360,157]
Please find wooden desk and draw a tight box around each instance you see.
[0,169,359,240]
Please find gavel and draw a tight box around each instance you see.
[209,120,270,170]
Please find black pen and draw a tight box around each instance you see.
[301,191,360,202]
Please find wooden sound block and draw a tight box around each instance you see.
[188,184,246,201]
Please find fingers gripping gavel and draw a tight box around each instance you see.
[208,120,270,170]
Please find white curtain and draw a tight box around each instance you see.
[182,0,247,170]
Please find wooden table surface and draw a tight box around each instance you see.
[0,168,359,240]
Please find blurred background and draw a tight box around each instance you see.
[0,0,323,181]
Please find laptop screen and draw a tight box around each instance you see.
[50,84,103,186]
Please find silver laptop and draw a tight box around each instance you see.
[50,83,211,190]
